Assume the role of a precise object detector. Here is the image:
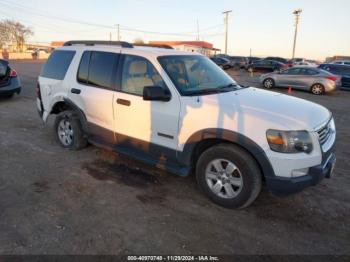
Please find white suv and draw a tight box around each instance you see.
[37,41,336,208]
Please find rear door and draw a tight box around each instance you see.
[338,66,350,88]
[298,68,320,88]
[72,51,119,144]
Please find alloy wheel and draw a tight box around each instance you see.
[205,159,243,199]
[57,119,74,146]
[312,84,324,95]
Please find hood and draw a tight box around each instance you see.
[203,87,331,131]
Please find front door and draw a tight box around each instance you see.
[114,54,180,163]
[277,67,302,87]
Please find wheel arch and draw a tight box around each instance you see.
[178,129,275,179]
[50,98,88,134]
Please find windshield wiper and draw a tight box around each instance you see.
[217,83,239,89]
[184,83,239,96]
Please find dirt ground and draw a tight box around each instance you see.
[0,60,349,255]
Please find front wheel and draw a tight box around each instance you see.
[196,144,262,209]
[54,110,87,150]
[311,84,325,95]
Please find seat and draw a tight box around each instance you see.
[125,60,153,95]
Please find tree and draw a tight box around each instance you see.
[0,20,33,51]
[133,38,145,45]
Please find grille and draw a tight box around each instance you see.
[317,121,332,146]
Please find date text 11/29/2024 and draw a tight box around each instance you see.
[127,256,220,261]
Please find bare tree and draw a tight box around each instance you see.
[133,38,145,45]
[0,20,11,49]
[0,20,33,51]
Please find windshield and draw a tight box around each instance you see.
[158,55,241,96]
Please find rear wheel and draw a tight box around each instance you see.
[54,110,87,150]
[311,84,325,95]
[263,78,275,89]
[196,144,262,209]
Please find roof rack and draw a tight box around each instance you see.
[133,43,174,49]
[63,41,133,48]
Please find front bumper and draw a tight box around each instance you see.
[266,152,336,195]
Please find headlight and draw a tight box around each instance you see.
[266,130,313,154]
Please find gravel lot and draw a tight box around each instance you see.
[0,60,349,255]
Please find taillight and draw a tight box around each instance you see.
[36,83,42,99]
[326,76,337,82]
[10,69,17,77]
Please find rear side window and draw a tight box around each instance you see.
[77,51,118,90]
[300,68,318,75]
[41,50,75,80]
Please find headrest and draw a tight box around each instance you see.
[129,61,147,75]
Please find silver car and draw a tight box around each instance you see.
[260,67,340,95]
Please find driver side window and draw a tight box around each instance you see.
[121,55,167,96]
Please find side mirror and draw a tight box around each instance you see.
[143,86,171,102]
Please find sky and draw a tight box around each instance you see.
[0,0,349,60]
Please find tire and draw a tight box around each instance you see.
[54,110,87,150]
[263,78,275,89]
[310,84,325,95]
[196,144,262,209]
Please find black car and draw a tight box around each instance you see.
[0,59,21,98]
[319,64,350,89]
[247,59,288,72]
[210,57,231,70]
[248,56,261,64]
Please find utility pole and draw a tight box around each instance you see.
[196,19,200,41]
[117,24,120,41]
[222,10,232,55]
[109,32,112,41]
[292,9,302,59]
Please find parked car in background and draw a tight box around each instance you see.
[0,59,21,98]
[264,56,291,66]
[319,63,350,90]
[247,60,288,72]
[290,58,305,63]
[248,56,261,64]
[210,57,231,70]
[293,61,317,67]
[330,60,350,66]
[260,67,339,95]
[230,56,249,69]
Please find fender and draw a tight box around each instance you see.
[177,128,276,179]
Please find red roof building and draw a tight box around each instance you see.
[149,41,220,56]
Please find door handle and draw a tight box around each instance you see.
[117,99,131,106]
[71,88,81,94]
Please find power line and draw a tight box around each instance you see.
[0,0,224,38]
